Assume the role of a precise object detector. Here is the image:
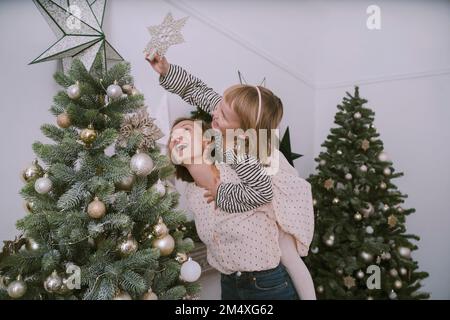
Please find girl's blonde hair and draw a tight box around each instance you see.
[223,85,283,160]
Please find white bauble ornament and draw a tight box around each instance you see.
[154,179,166,197]
[353,112,362,119]
[378,152,389,162]
[397,246,411,259]
[7,276,27,299]
[380,182,387,189]
[383,167,391,176]
[359,164,368,172]
[106,82,123,99]
[26,238,40,251]
[399,268,408,276]
[332,197,339,204]
[345,173,352,180]
[180,258,202,282]
[319,160,326,166]
[67,82,81,100]
[44,271,62,293]
[354,213,362,221]
[130,152,154,177]
[337,150,343,155]
[115,175,135,191]
[394,280,402,289]
[34,175,53,194]
[365,226,374,234]
[356,270,365,279]
[316,285,324,294]
[311,247,319,254]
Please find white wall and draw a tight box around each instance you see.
[0,0,448,299]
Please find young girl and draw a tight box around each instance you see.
[147,54,316,300]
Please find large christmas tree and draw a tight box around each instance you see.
[0,57,201,300]
[305,87,429,300]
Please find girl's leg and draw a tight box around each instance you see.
[279,228,317,300]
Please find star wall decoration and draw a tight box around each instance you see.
[144,12,189,60]
[279,127,303,166]
[30,0,123,72]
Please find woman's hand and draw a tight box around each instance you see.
[145,52,169,76]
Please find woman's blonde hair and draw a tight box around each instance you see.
[223,85,283,160]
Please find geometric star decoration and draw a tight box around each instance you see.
[30,0,123,72]
[279,127,303,167]
[144,12,189,60]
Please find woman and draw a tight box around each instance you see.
[168,117,316,300]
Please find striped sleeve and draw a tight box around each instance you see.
[159,64,222,115]
[215,150,273,213]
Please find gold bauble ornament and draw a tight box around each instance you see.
[113,291,132,300]
[152,234,175,256]
[21,160,44,183]
[87,197,106,219]
[394,280,403,289]
[26,238,40,251]
[153,217,169,238]
[353,213,362,221]
[44,270,62,293]
[24,201,35,214]
[141,288,158,300]
[130,88,140,96]
[115,174,136,191]
[56,113,71,128]
[118,234,138,257]
[122,84,134,95]
[80,124,97,146]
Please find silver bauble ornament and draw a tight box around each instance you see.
[399,268,408,276]
[7,276,27,299]
[118,235,138,257]
[398,246,411,259]
[353,112,362,119]
[313,199,317,206]
[113,291,132,300]
[394,280,402,289]
[106,82,123,99]
[389,290,397,300]
[152,234,175,256]
[389,269,398,277]
[324,234,335,247]
[316,285,324,294]
[359,164,368,172]
[354,213,362,221]
[356,270,365,279]
[115,174,136,192]
[130,152,154,177]
[380,182,387,189]
[87,197,106,219]
[383,167,391,176]
[332,197,339,204]
[360,251,373,263]
[34,174,53,194]
[337,150,343,155]
[311,247,319,254]
[22,159,44,182]
[345,173,353,180]
[44,271,62,293]
[67,82,81,100]
[180,258,202,282]
[336,268,343,276]
[141,288,158,300]
[383,204,390,212]
[319,160,326,166]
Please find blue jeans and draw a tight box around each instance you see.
[221,263,299,300]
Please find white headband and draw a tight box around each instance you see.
[254,85,262,126]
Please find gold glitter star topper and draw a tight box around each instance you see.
[144,12,189,60]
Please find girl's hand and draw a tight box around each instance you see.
[145,52,169,76]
